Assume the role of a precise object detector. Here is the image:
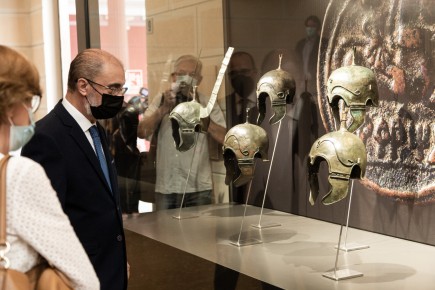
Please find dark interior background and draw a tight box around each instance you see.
[223,0,435,246]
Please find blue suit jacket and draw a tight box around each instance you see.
[22,100,127,290]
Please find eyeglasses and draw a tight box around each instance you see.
[85,78,128,96]
[174,71,197,78]
[24,95,41,113]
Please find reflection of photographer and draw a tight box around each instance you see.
[138,55,226,210]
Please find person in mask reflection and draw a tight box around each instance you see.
[295,15,327,96]
[22,49,129,290]
[137,55,226,210]
[227,51,259,126]
[0,45,99,289]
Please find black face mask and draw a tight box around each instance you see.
[231,75,255,98]
[88,93,124,119]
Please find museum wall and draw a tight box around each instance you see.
[0,0,48,120]
[224,0,435,245]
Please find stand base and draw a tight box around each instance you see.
[335,242,370,252]
[322,269,363,281]
[251,222,281,229]
[229,238,262,247]
[172,214,199,220]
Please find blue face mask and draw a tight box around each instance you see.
[306,27,317,38]
[9,107,35,151]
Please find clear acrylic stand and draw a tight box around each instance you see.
[252,120,282,229]
[173,132,200,220]
[230,162,262,247]
[323,185,363,280]
[335,180,369,252]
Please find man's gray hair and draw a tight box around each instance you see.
[174,55,203,76]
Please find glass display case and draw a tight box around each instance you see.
[65,0,435,244]
[2,0,432,288]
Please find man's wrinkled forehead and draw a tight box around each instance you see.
[175,60,199,76]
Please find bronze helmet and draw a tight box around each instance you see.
[327,63,379,133]
[257,55,296,125]
[307,121,367,205]
[223,119,269,187]
[169,100,205,152]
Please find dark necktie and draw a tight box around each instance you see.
[240,98,247,124]
[89,125,112,192]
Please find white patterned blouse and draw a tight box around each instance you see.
[1,153,99,290]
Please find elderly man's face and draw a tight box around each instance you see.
[173,60,201,96]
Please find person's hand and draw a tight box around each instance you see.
[127,262,130,279]
[160,89,176,114]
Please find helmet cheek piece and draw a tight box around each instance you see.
[308,157,365,205]
[269,88,296,125]
[307,157,321,205]
[234,157,255,187]
[170,116,198,152]
[256,88,296,125]
[256,92,267,125]
[223,149,241,186]
[329,92,367,133]
[223,149,266,187]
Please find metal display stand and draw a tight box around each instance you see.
[322,221,363,280]
[252,120,282,229]
[173,132,200,220]
[323,225,363,281]
[230,171,262,247]
[322,183,363,280]
[331,106,370,251]
[335,180,369,252]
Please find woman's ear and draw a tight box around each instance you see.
[76,78,89,96]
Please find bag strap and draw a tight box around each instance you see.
[0,154,12,245]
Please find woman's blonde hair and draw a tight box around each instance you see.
[0,45,41,123]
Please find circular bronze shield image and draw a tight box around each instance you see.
[318,0,435,202]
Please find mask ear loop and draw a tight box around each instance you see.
[23,103,35,126]
[8,104,35,127]
[7,116,15,127]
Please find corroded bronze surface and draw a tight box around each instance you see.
[319,0,435,202]
[223,121,269,187]
[257,55,296,125]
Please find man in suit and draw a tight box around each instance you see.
[227,51,259,127]
[295,15,328,96]
[22,49,128,290]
